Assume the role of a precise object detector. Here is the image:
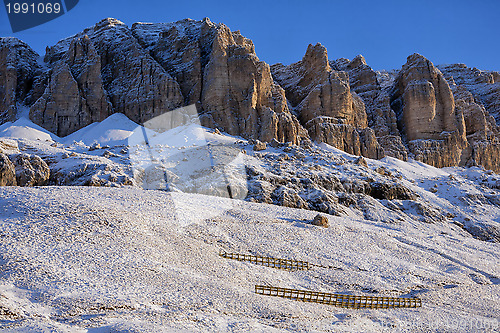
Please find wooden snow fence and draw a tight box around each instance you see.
[219,250,422,309]
[255,285,422,309]
[219,251,310,271]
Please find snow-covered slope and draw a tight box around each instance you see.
[0,187,498,332]
[62,113,145,146]
[0,117,60,142]
[1,113,500,331]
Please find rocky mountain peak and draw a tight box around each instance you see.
[303,43,331,73]
[131,17,307,144]
[94,17,126,29]
[347,54,367,69]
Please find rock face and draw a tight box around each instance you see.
[438,63,500,124]
[30,18,184,137]
[12,154,50,186]
[335,55,408,160]
[438,64,500,172]
[0,153,16,186]
[30,36,113,137]
[1,18,500,172]
[0,38,40,122]
[391,54,459,141]
[390,54,468,168]
[271,44,384,159]
[132,18,306,144]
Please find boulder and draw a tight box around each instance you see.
[253,140,267,151]
[311,214,329,227]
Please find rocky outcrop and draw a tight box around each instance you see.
[390,54,467,167]
[31,18,184,136]
[438,63,500,124]
[30,36,113,137]
[271,43,383,159]
[335,55,408,160]
[0,139,19,154]
[12,154,50,186]
[246,143,416,218]
[132,18,307,144]
[440,69,500,172]
[0,38,40,122]
[306,118,384,159]
[0,153,16,186]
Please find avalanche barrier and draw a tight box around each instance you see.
[219,251,310,270]
[255,285,422,309]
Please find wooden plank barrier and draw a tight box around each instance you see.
[219,251,309,270]
[255,285,422,309]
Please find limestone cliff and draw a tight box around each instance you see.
[0,38,40,122]
[390,54,468,168]
[31,18,184,136]
[334,55,408,160]
[271,43,383,159]
[438,65,500,172]
[132,18,307,144]
[1,18,500,172]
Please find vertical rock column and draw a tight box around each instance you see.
[390,54,467,167]
[272,43,384,159]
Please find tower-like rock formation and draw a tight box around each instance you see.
[335,55,408,160]
[390,54,467,167]
[132,18,307,144]
[272,43,384,159]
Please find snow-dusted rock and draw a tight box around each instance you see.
[272,43,383,159]
[11,153,50,186]
[0,139,19,154]
[438,65,500,172]
[0,38,41,123]
[132,18,307,145]
[0,153,16,186]
[438,63,500,124]
[252,140,266,151]
[311,213,329,227]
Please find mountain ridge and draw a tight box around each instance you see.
[1,17,500,171]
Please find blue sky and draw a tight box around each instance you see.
[1,0,498,71]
